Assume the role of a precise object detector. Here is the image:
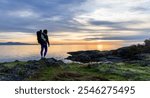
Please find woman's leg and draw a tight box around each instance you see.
[44,44,48,57]
[40,44,44,58]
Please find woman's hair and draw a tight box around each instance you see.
[43,29,48,34]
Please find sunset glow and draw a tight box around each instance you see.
[0,0,150,45]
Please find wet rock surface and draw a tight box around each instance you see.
[67,48,150,64]
[67,50,125,63]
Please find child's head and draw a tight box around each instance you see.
[43,29,48,34]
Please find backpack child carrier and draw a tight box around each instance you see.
[36,30,42,44]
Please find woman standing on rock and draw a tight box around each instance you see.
[37,29,50,59]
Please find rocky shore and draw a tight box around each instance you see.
[0,58,64,81]
[67,50,150,66]
[67,50,124,63]
[67,39,150,65]
[0,39,150,81]
[0,56,150,81]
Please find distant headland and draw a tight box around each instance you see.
[0,42,37,45]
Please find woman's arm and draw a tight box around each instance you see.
[47,36,50,46]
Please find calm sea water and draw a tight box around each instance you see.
[0,44,123,62]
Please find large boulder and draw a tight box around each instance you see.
[67,50,123,63]
[40,58,65,66]
[67,53,91,63]
[67,50,109,63]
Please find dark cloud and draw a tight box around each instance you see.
[89,20,142,26]
[89,20,142,29]
[87,20,150,34]
[0,0,150,42]
[84,34,149,41]
[0,0,85,33]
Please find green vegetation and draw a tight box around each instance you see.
[1,61,26,68]
[26,62,150,81]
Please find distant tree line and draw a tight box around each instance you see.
[113,38,150,59]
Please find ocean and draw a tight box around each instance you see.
[0,44,123,62]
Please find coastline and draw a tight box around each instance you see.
[0,57,150,81]
[0,39,150,81]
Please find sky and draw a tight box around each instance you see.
[0,0,150,44]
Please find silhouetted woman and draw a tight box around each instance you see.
[37,29,50,58]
